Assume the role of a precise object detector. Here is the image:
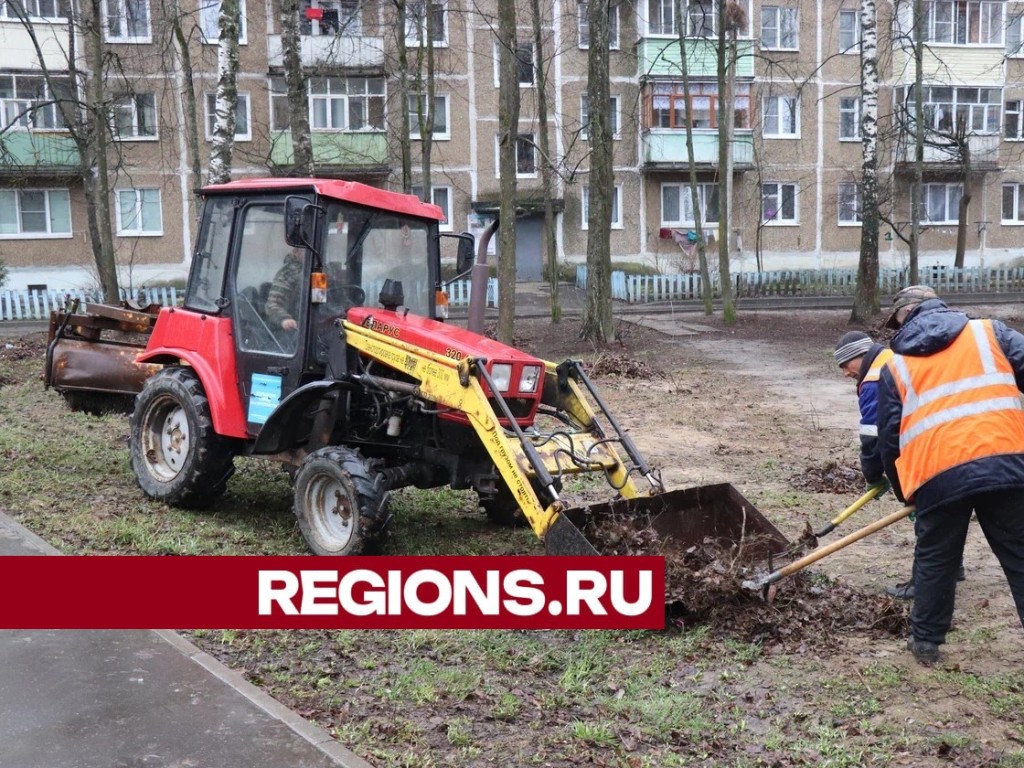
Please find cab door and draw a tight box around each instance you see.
[229,200,308,437]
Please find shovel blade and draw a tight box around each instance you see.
[563,483,791,558]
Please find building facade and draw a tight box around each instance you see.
[1,0,1023,291]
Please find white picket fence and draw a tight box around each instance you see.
[0,279,497,321]
[580,265,1024,304]
[0,286,179,321]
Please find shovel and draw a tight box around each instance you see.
[742,505,914,592]
[813,481,889,538]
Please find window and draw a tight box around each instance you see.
[405,0,447,46]
[204,92,251,140]
[761,182,798,224]
[516,41,535,86]
[582,185,623,229]
[316,0,361,36]
[762,94,799,137]
[0,74,71,131]
[646,0,749,36]
[412,185,452,230]
[112,93,157,139]
[270,78,290,130]
[408,93,449,139]
[646,82,751,130]
[761,6,798,49]
[900,85,1001,134]
[916,0,1003,44]
[921,183,962,223]
[839,9,860,52]
[581,94,621,139]
[1009,14,1024,55]
[309,77,385,131]
[838,182,862,224]
[1006,100,1024,140]
[116,188,163,236]
[1002,183,1024,223]
[0,188,71,238]
[647,0,675,34]
[687,0,715,36]
[495,133,536,176]
[660,182,720,226]
[199,0,248,43]
[104,0,151,41]
[0,0,64,18]
[578,1,621,49]
[839,97,860,140]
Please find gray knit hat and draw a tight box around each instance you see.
[834,331,873,366]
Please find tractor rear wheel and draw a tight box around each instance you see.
[480,485,527,528]
[293,447,390,556]
[130,367,235,508]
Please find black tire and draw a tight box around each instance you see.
[480,484,529,528]
[130,367,235,508]
[293,447,390,556]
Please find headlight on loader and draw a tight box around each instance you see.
[490,363,513,392]
[518,364,542,393]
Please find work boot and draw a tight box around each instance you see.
[957,564,966,582]
[885,579,914,600]
[907,637,940,665]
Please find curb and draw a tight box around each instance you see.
[0,510,373,768]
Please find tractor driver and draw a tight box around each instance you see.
[264,247,306,331]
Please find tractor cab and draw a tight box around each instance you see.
[181,179,446,437]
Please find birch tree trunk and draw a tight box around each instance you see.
[497,0,521,344]
[207,0,241,184]
[580,0,614,343]
[851,0,880,322]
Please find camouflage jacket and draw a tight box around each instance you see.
[264,255,304,327]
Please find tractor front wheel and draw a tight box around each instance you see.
[293,447,390,556]
[130,367,235,508]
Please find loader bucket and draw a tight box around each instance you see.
[562,483,791,559]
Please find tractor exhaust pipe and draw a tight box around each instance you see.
[467,217,499,334]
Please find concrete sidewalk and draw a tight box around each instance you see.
[0,513,372,768]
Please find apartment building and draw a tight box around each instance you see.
[1,0,1023,291]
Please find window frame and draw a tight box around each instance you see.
[1001,182,1024,224]
[111,92,158,141]
[762,94,800,138]
[115,187,163,237]
[411,184,453,231]
[404,0,448,47]
[103,0,152,43]
[1006,99,1024,140]
[408,93,451,140]
[0,187,72,239]
[916,0,1004,45]
[839,9,860,53]
[0,73,71,132]
[761,181,799,225]
[838,181,862,225]
[199,0,249,45]
[581,93,622,140]
[920,182,963,224]
[494,133,537,178]
[645,82,752,130]
[578,1,621,49]
[307,76,386,132]
[0,0,65,20]
[839,96,860,141]
[760,6,799,50]
[659,182,720,227]
[581,184,624,230]
[204,91,252,141]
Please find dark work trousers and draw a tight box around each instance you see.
[912,489,1024,644]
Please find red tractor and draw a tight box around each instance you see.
[45,178,785,558]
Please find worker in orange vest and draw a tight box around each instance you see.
[878,285,1024,665]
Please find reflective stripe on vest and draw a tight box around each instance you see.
[888,319,1024,498]
[862,348,893,385]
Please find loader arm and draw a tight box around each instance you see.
[342,319,648,553]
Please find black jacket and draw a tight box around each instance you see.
[877,299,1024,514]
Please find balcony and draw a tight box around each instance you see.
[0,21,73,71]
[637,37,754,80]
[268,131,389,175]
[641,130,754,171]
[0,132,79,176]
[894,132,1001,172]
[267,34,385,71]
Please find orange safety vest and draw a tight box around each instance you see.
[888,319,1024,499]
[862,348,894,386]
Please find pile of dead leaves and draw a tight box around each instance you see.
[790,460,865,494]
[588,352,660,379]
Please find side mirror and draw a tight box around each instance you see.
[455,232,475,273]
[284,195,317,248]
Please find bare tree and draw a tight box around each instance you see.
[496,0,520,344]
[281,0,313,174]
[580,0,614,342]
[207,0,241,183]
[168,0,203,194]
[716,0,742,324]
[532,0,560,322]
[851,0,881,322]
